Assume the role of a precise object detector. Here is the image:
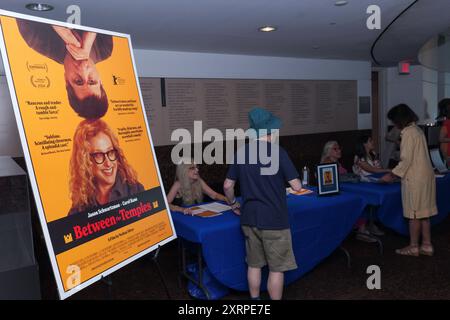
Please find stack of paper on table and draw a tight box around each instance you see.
[190,202,232,217]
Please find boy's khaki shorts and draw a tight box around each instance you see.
[241,225,297,272]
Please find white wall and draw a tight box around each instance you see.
[379,65,441,161]
[383,65,439,122]
[384,66,424,119]
[0,49,372,157]
[442,72,450,99]
[382,65,440,124]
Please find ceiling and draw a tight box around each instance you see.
[0,0,449,66]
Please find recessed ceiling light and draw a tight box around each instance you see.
[25,3,54,11]
[258,25,277,32]
[335,1,348,6]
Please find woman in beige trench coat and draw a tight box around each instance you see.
[382,104,437,256]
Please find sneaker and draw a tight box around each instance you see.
[368,224,385,236]
[355,230,378,243]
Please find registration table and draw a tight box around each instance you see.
[340,174,450,235]
[171,190,366,297]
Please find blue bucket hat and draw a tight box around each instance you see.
[248,107,282,137]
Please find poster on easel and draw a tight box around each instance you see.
[0,10,176,299]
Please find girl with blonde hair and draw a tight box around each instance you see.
[166,158,229,215]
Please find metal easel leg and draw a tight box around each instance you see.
[151,245,172,299]
[101,275,114,300]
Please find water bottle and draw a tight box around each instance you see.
[302,166,309,186]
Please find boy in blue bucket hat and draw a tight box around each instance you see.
[224,107,302,300]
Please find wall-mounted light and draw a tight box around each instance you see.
[335,1,348,6]
[25,3,54,11]
[258,25,277,32]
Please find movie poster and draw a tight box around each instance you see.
[0,11,176,299]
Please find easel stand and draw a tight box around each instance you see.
[101,275,114,300]
[150,246,172,300]
[99,246,171,300]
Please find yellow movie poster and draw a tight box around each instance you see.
[0,11,176,299]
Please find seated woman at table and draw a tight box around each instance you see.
[321,140,379,242]
[166,159,229,215]
[382,104,437,256]
[320,141,348,174]
[353,135,391,181]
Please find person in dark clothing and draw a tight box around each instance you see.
[223,107,302,300]
[17,18,113,119]
[438,98,450,163]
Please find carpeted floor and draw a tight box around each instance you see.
[34,212,450,300]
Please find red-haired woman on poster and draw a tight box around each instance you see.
[68,119,144,215]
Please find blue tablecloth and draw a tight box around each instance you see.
[341,174,450,235]
[171,191,366,291]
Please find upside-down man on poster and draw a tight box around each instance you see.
[17,18,112,119]
[68,119,144,215]
[223,107,302,300]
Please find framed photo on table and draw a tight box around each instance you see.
[317,163,340,196]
